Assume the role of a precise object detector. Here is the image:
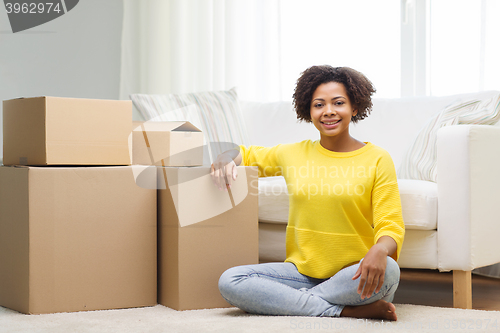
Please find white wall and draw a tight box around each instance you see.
[0,0,124,161]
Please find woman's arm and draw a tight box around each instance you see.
[210,149,242,190]
[355,151,404,299]
[210,144,284,190]
[352,236,397,299]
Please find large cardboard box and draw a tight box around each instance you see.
[3,96,132,166]
[131,121,204,166]
[157,166,259,310]
[0,166,157,314]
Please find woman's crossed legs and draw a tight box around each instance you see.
[218,257,400,320]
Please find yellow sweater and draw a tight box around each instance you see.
[240,140,405,279]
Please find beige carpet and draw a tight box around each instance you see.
[1,304,499,333]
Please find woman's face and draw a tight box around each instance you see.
[309,81,357,140]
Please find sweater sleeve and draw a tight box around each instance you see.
[239,145,283,177]
[371,152,405,261]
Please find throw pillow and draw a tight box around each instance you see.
[398,93,500,182]
[130,88,250,163]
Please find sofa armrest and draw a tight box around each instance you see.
[437,125,500,271]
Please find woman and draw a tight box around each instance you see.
[211,65,405,321]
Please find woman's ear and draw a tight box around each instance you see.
[352,109,358,118]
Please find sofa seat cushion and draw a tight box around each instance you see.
[393,229,438,269]
[398,179,438,230]
[258,177,437,230]
[258,177,290,224]
[258,224,439,269]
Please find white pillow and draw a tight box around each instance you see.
[398,93,500,182]
[130,88,250,163]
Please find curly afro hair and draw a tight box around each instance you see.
[292,65,376,123]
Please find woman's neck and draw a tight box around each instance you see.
[319,135,365,153]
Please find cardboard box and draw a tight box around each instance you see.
[3,96,132,166]
[0,166,157,314]
[131,121,204,166]
[157,166,259,310]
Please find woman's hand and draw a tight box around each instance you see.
[352,236,397,299]
[210,149,241,190]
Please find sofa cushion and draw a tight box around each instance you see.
[258,225,439,269]
[258,177,437,230]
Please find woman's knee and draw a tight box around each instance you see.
[218,265,252,299]
[385,257,401,285]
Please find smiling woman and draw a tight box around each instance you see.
[293,66,375,124]
[309,82,360,151]
[292,66,376,153]
[212,65,405,321]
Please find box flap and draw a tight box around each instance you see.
[3,96,48,101]
[131,121,204,166]
[158,166,249,227]
[172,122,201,132]
[133,121,201,133]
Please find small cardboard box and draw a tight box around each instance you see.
[3,96,132,166]
[0,166,157,314]
[131,121,204,166]
[157,166,259,310]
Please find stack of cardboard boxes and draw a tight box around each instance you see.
[0,96,258,314]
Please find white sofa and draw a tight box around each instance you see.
[239,91,500,309]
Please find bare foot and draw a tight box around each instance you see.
[340,300,397,321]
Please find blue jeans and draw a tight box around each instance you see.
[218,257,400,317]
